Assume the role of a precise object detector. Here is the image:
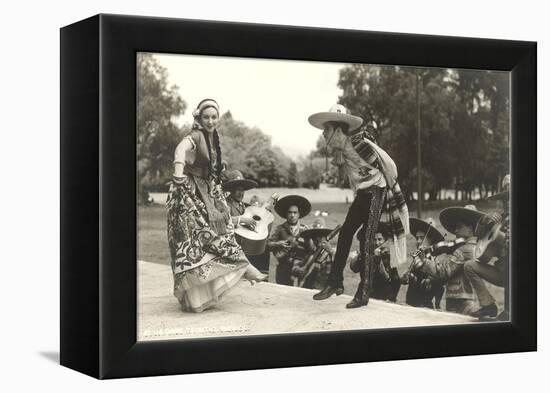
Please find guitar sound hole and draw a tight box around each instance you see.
[252,215,261,221]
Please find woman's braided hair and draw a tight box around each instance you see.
[193,99,223,184]
[200,128,223,184]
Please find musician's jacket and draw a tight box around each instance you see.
[226,195,249,217]
[422,237,476,300]
[267,221,309,264]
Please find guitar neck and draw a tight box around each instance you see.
[298,225,341,283]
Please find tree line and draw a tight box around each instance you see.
[332,64,509,201]
[137,54,510,204]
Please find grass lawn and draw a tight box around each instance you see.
[138,198,505,311]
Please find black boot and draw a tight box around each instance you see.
[313,285,344,300]
[346,278,369,309]
[346,297,369,309]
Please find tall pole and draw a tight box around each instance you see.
[416,69,423,219]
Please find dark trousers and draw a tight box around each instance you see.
[328,187,386,301]
[405,280,444,309]
[275,261,293,286]
[371,267,401,302]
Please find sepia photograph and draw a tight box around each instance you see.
[136,52,511,341]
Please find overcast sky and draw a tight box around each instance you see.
[152,53,346,160]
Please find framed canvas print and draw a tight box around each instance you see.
[60,14,536,379]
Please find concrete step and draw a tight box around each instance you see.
[138,260,474,341]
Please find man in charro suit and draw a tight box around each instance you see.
[307,104,409,309]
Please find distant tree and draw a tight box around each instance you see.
[245,147,283,187]
[137,53,186,204]
[312,64,511,200]
[298,157,325,189]
[217,111,293,186]
[287,161,300,188]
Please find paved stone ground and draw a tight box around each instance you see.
[138,260,475,341]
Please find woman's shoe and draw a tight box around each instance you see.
[244,265,268,283]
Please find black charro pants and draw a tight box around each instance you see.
[328,187,386,301]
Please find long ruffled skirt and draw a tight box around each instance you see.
[167,177,249,313]
[173,260,248,313]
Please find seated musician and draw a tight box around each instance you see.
[267,195,312,286]
[222,170,270,275]
[351,223,400,302]
[465,174,510,321]
[417,205,484,316]
[403,218,446,309]
[222,169,258,229]
[372,223,401,302]
[291,217,336,290]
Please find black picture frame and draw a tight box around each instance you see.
[60,14,536,379]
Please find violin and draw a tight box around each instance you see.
[414,237,466,258]
[402,238,465,285]
[374,245,390,257]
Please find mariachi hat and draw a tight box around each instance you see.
[409,218,445,245]
[300,217,333,239]
[221,169,258,191]
[487,174,511,201]
[274,195,312,219]
[439,205,487,234]
[308,104,363,134]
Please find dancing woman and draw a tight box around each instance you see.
[167,98,266,313]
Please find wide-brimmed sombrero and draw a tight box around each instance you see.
[274,195,311,218]
[300,218,333,239]
[221,169,258,191]
[308,104,363,134]
[439,205,487,234]
[409,218,445,245]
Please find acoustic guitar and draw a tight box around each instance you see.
[234,193,279,255]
